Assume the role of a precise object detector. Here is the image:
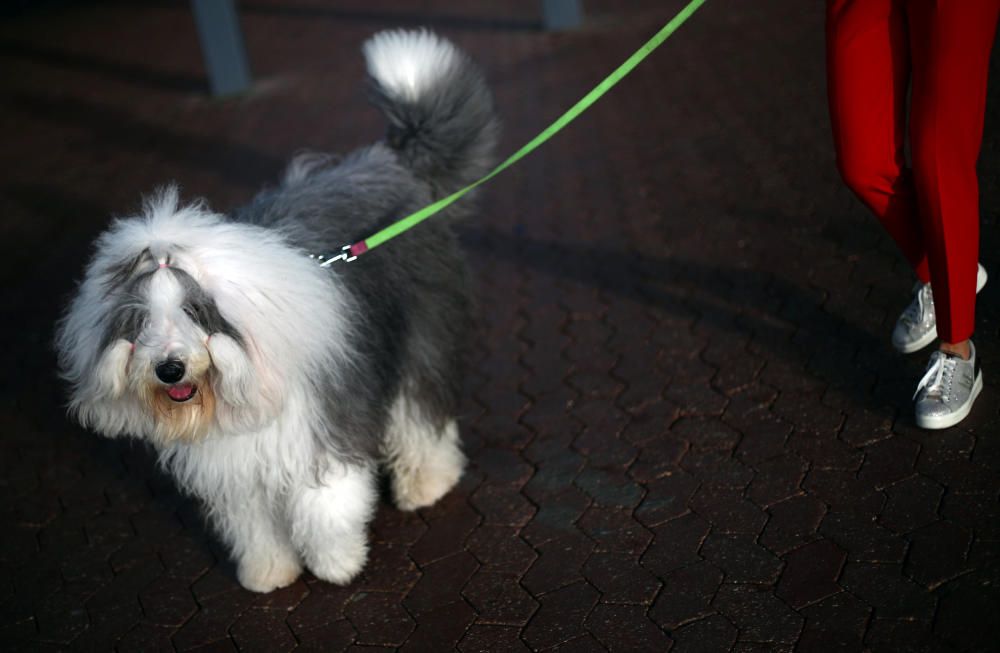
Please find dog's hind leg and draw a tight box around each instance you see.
[384,394,466,511]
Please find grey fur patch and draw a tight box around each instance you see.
[99,266,241,350]
[100,295,149,349]
[230,39,496,465]
[102,247,151,292]
[367,46,499,198]
[169,267,242,343]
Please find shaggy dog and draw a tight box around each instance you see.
[55,29,497,592]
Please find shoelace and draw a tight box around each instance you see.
[913,351,957,401]
[901,283,932,326]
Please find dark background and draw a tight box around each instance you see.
[1,1,998,650]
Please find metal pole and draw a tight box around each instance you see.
[191,0,252,97]
[542,0,583,30]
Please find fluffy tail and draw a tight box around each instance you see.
[363,30,499,197]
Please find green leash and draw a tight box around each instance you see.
[328,0,707,264]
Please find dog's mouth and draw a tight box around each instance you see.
[165,383,197,403]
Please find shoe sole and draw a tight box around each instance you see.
[894,266,989,354]
[916,371,983,430]
[895,329,937,354]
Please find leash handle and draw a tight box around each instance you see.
[344,0,708,259]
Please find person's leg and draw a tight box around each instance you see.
[906,0,998,429]
[907,0,1000,350]
[826,0,930,282]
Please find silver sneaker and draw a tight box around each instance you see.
[892,264,988,354]
[913,341,983,430]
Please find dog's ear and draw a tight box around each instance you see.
[91,339,133,401]
[66,339,133,432]
[207,333,281,432]
[207,334,256,407]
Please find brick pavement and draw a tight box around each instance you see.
[1,1,998,650]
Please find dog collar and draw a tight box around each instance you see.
[308,245,361,267]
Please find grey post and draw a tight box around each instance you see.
[191,0,252,97]
[542,0,583,30]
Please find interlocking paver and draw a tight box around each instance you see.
[577,506,652,555]
[2,1,998,650]
[689,485,767,534]
[864,618,946,653]
[775,539,846,609]
[229,608,298,653]
[804,469,886,515]
[701,534,784,585]
[172,590,255,651]
[641,512,711,579]
[878,474,944,534]
[521,532,594,598]
[647,561,723,631]
[819,510,908,564]
[462,569,538,626]
[295,620,357,652]
[760,494,827,556]
[398,600,477,652]
[796,591,871,652]
[139,574,200,626]
[933,569,1000,651]
[745,453,808,507]
[586,603,673,652]
[521,581,599,651]
[458,624,531,653]
[403,551,480,615]
[713,583,804,646]
[839,562,937,621]
[904,520,972,589]
[670,614,738,653]
[633,471,699,528]
[582,551,661,605]
[343,591,415,648]
[682,452,755,491]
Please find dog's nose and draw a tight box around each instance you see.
[155,359,186,384]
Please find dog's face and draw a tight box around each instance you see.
[58,188,350,445]
[57,193,290,445]
[72,243,274,444]
[91,247,243,443]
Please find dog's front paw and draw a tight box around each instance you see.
[305,536,368,586]
[237,553,303,593]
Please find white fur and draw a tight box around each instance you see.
[157,380,374,591]
[93,340,133,401]
[385,394,465,511]
[363,29,459,102]
[57,23,481,589]
[56,188,384,591]
[207,333,272,433]
[288,464,376,585]
[57,187,355,438]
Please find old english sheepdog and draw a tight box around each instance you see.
[55,30,498,592]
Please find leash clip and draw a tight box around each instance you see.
[309,245,357,267]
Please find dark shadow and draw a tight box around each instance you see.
[0,40,207,94]
[8,92,285,190]
[0,185,112,405]
[457,224,916,413]
[240,3,544,32]
[0,0,103,18]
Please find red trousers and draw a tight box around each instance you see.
[826,0,999,343]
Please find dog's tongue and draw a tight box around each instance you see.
[167,384,196,401]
